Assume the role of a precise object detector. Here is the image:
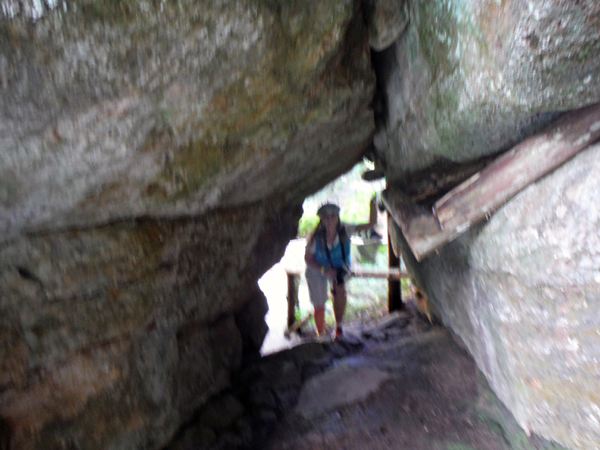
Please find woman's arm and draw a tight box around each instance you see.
[354,196,378,232]
[304,245,320,269]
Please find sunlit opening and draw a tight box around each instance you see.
[259,160,411,355]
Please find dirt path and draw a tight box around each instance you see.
[164,307,566,450]
[263,311,565,450]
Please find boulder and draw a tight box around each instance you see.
[235,284,270,357]
[377,1,600,448]
[364,0,410,51]
[0,203,300,449]
[0,1,376,448]
[374,0,600,182]
[395,141,600,449]
[0,0,374,241]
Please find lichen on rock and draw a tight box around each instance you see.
[0,1,376,448]
[374,0,600,184]
[400,142,600,450]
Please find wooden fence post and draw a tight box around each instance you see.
[286,272,299,328]
[387,213,403,312]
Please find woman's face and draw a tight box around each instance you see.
[321,213,339,231]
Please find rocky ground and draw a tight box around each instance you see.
[165,306,568,450]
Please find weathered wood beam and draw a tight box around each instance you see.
[356,267,409,279]
[284,267,408,279]
[283,266,409,335]
[287,272,298,328]
[396,155,496,202]
[434,102,600,231]
[383,102,600,262]
[382,189,453,262]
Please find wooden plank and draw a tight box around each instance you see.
[383,102,600,262]
[382,189,453,261]
[396,156,496,202]
[284,312,313,338]
[283,265,408,336]
[284,266,409,279]
[353,268,409,279]
[434,102,600,231]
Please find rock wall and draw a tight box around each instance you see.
[374,0,600,181]
[395,142,600,449]
[0,202,302,449]
[0,0,374,240]
[0,1,375,448]
[377,0,600,448]
[2,0,599,448]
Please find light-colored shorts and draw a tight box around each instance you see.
[305,266,350,307]
[305,265,329,307]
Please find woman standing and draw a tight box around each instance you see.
[304,197,378,338]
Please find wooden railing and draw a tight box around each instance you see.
[284,266,409,333]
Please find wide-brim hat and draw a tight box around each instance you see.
[317,203,340,217]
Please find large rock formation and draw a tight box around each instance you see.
[1,204,300,449]
[0,1,375,448]
[394,141,600,449]
[0,0,374,239]
[1,0,600,449]
[374,0,600,181]
[377,0,600,449]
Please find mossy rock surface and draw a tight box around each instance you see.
[0,0,374,242]
[375,0,600,183]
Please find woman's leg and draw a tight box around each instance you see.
[332,281,347,335]
[313,305,325,335]
[305,266,328,335]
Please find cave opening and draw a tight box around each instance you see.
[259,160,412,355]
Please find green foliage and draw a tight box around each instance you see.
[297,215,319,238]
[401,277,412,294]
[340,190,373,224]
[296,160,383,237]
[345,276,388,322]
